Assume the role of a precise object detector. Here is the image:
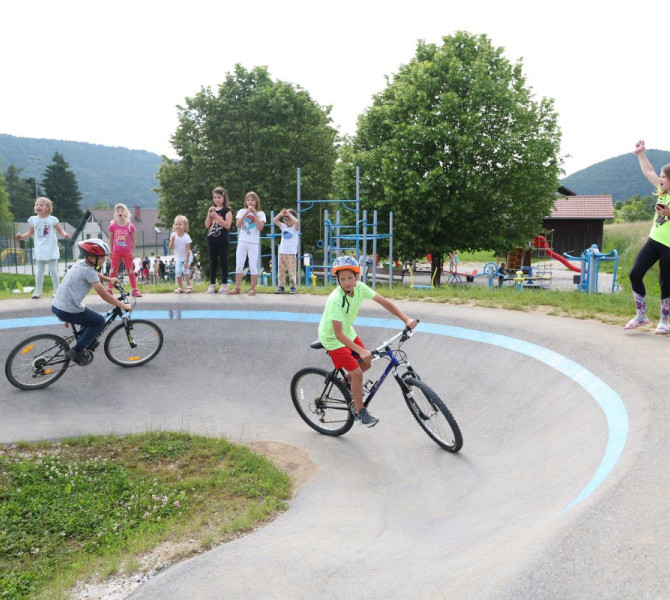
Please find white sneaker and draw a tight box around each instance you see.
[207,284,217,293]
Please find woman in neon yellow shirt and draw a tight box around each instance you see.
[625,140,670,334]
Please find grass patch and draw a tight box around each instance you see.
[0,432,292,600]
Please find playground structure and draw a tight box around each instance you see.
[479,234,618,293]
[564,244,619,293]
[293,167,397,289]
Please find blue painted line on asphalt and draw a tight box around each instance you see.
[1,310,627,511]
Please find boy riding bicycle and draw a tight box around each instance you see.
[318,255,417,427]
[51,238,133,364]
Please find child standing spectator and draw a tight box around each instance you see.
[205,186,233,294]
[15,196,71,299]
[318,255,417,427]
[108,203,142,298]
[232,191,266,296]
[169,215,193,293]
[272,208,300,294]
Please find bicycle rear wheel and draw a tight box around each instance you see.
[104,319,163,367]
[291,367,355,436]
[5,334,70,390]
[402,377,463,452]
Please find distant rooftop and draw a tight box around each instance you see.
[549,195,613,219]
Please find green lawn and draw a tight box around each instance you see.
[0,433,291,600]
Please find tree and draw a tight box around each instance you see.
[41,152,83,225]
[614,193,655,222]
[4,164,36,221]
[345,32,562,283]
[157,64,338,272]
[0,166,14,236]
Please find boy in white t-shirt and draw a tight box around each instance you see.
[168,215,193,293]
[272,208,300,294]
[16,197,71,298]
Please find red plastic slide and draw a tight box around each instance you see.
[532,236,581,272]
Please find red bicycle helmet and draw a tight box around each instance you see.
[332,255,360,275]
[78,238,110,257]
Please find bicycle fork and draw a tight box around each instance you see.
[395,367,433,421]
[122,316,138,349]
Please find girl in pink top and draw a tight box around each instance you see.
[108,203,142,297]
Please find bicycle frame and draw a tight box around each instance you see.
[326,328,417,408]
[66,306,129,347]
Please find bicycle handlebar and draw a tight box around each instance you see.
[370,319,420,358]
[112,282,135,312]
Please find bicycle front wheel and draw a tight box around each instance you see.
[291,367,355,436]
[402,377,463,452]
[5,334,71,390]
[104,319,163,367]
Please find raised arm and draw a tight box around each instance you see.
[285,211,300,231]
[634,140,660,187]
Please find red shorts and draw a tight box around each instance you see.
[327,337,365,372]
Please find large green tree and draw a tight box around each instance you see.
[4,164,36,221]
[41,152,83,225]
[157,64,338,270]
[343,32,562,283]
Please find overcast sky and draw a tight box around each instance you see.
[2,0,667,177]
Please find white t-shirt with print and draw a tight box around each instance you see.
[236,209,266,244]
[28,215,61,260]
[278,223,299,254]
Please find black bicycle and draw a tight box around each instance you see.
[5,284,163,390]
[290,323,463,452]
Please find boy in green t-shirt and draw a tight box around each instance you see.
[318,255,417,427]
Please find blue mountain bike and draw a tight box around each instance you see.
[291,323,463,452]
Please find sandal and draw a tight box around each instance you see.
[185,286,193,294]
[229,288,241,295]
[248,289,257,296]
[655,323,670,335]
[175,288,185,294]
[623,317,650,330]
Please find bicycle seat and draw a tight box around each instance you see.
[310,340,324,350]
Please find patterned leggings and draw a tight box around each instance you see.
[278,254,297,287]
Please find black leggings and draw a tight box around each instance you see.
[629,237,670,298]
[207,235,230,284]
